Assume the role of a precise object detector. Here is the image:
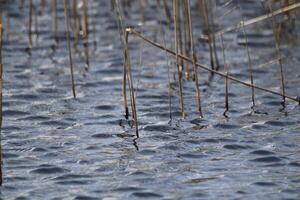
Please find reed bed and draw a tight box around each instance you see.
[0,0,299,184]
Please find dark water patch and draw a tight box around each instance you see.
[143,124,177,132]
[289,162,300,167]
[131,192,163,198]
[52,174,92,181]
[91,133,113,139]
[73,195,99,200]
[223,144,251,150]
[250,150,274,155]
[12,94,39,100]
[178,153,207,159]
[39,120,71,127]
[201,138,219,143]
[31,147,47,152]
[30,166,69,174]
[113,186,145,192]
[184,177,216,184]
[94,105,116,111]
[252,182,277,187]
[264,120,287,127]
[3,110,29,117]
[250,156,282,163]
[55,180,94,185]
[19,115,51,121]
[3,153,19,158]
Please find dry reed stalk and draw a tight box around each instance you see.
[51,0,58,43]
[220,34,229,114]
[156,0,173,122]
[267,3,286,104]
[113,0,129,119]
[139,0,146,25]
[34,8,39,45]
[187,0,203,118]
[162,0,172,25]
[126,28,300,104]
[199,0,215,71]
[173,0,185,118]
[204,3,300,39]
[64,0,76,98]
[83,0,90,69]
[28,0,33,49]
[241,17,255,107]
[125,29,139,137]
[183,0,191,80]
[0,14,3,186]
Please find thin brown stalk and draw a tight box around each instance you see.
[0,14,3,186]
[64,0,76,98]
[156,0,173,122]
[51,0,58,43]
[173,0,185,118]
[220,34,229,113]
[126,28,300,104]
[187,0,203,118]
[199,0,215,71]
[241,17,255,107]
[201,3,300,40]
[83,0,90,69]
[113,0,129,119]
[28,0,33,49]
[183,0,191,80]
[267,3,286,104]
[125,30,139,137]
[163,0,172,25]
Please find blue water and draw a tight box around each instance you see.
[0,0,300,199]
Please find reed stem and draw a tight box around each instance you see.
[173,0,185,118]
[64,0,76,98]
[0,14,3,186]
[126,28,300,104]
[187,0,203,118]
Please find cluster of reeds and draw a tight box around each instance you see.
[112,0,300,137]
[0,0,299,184]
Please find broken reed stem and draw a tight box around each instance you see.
[63,0,76,98]
[51,0,58,43]
[204,3,300,40]
[173,0,185,118]
[183,0,191,80]
[156,0,173,122]
[268,3,286,104]
[162,0,172,25]
[83,0,90,69]
[113,0,129,119]
[241,17,255,107]
[126,28,300,104]
[187,0,203,118]
[220,34,229,113]
[125,30,139,137]
[200,0,215,71]
[28,0,33,49]
[0,14,3,186]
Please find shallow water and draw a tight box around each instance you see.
[1,0,300,199]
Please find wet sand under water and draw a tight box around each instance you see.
[0,0,300,199]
